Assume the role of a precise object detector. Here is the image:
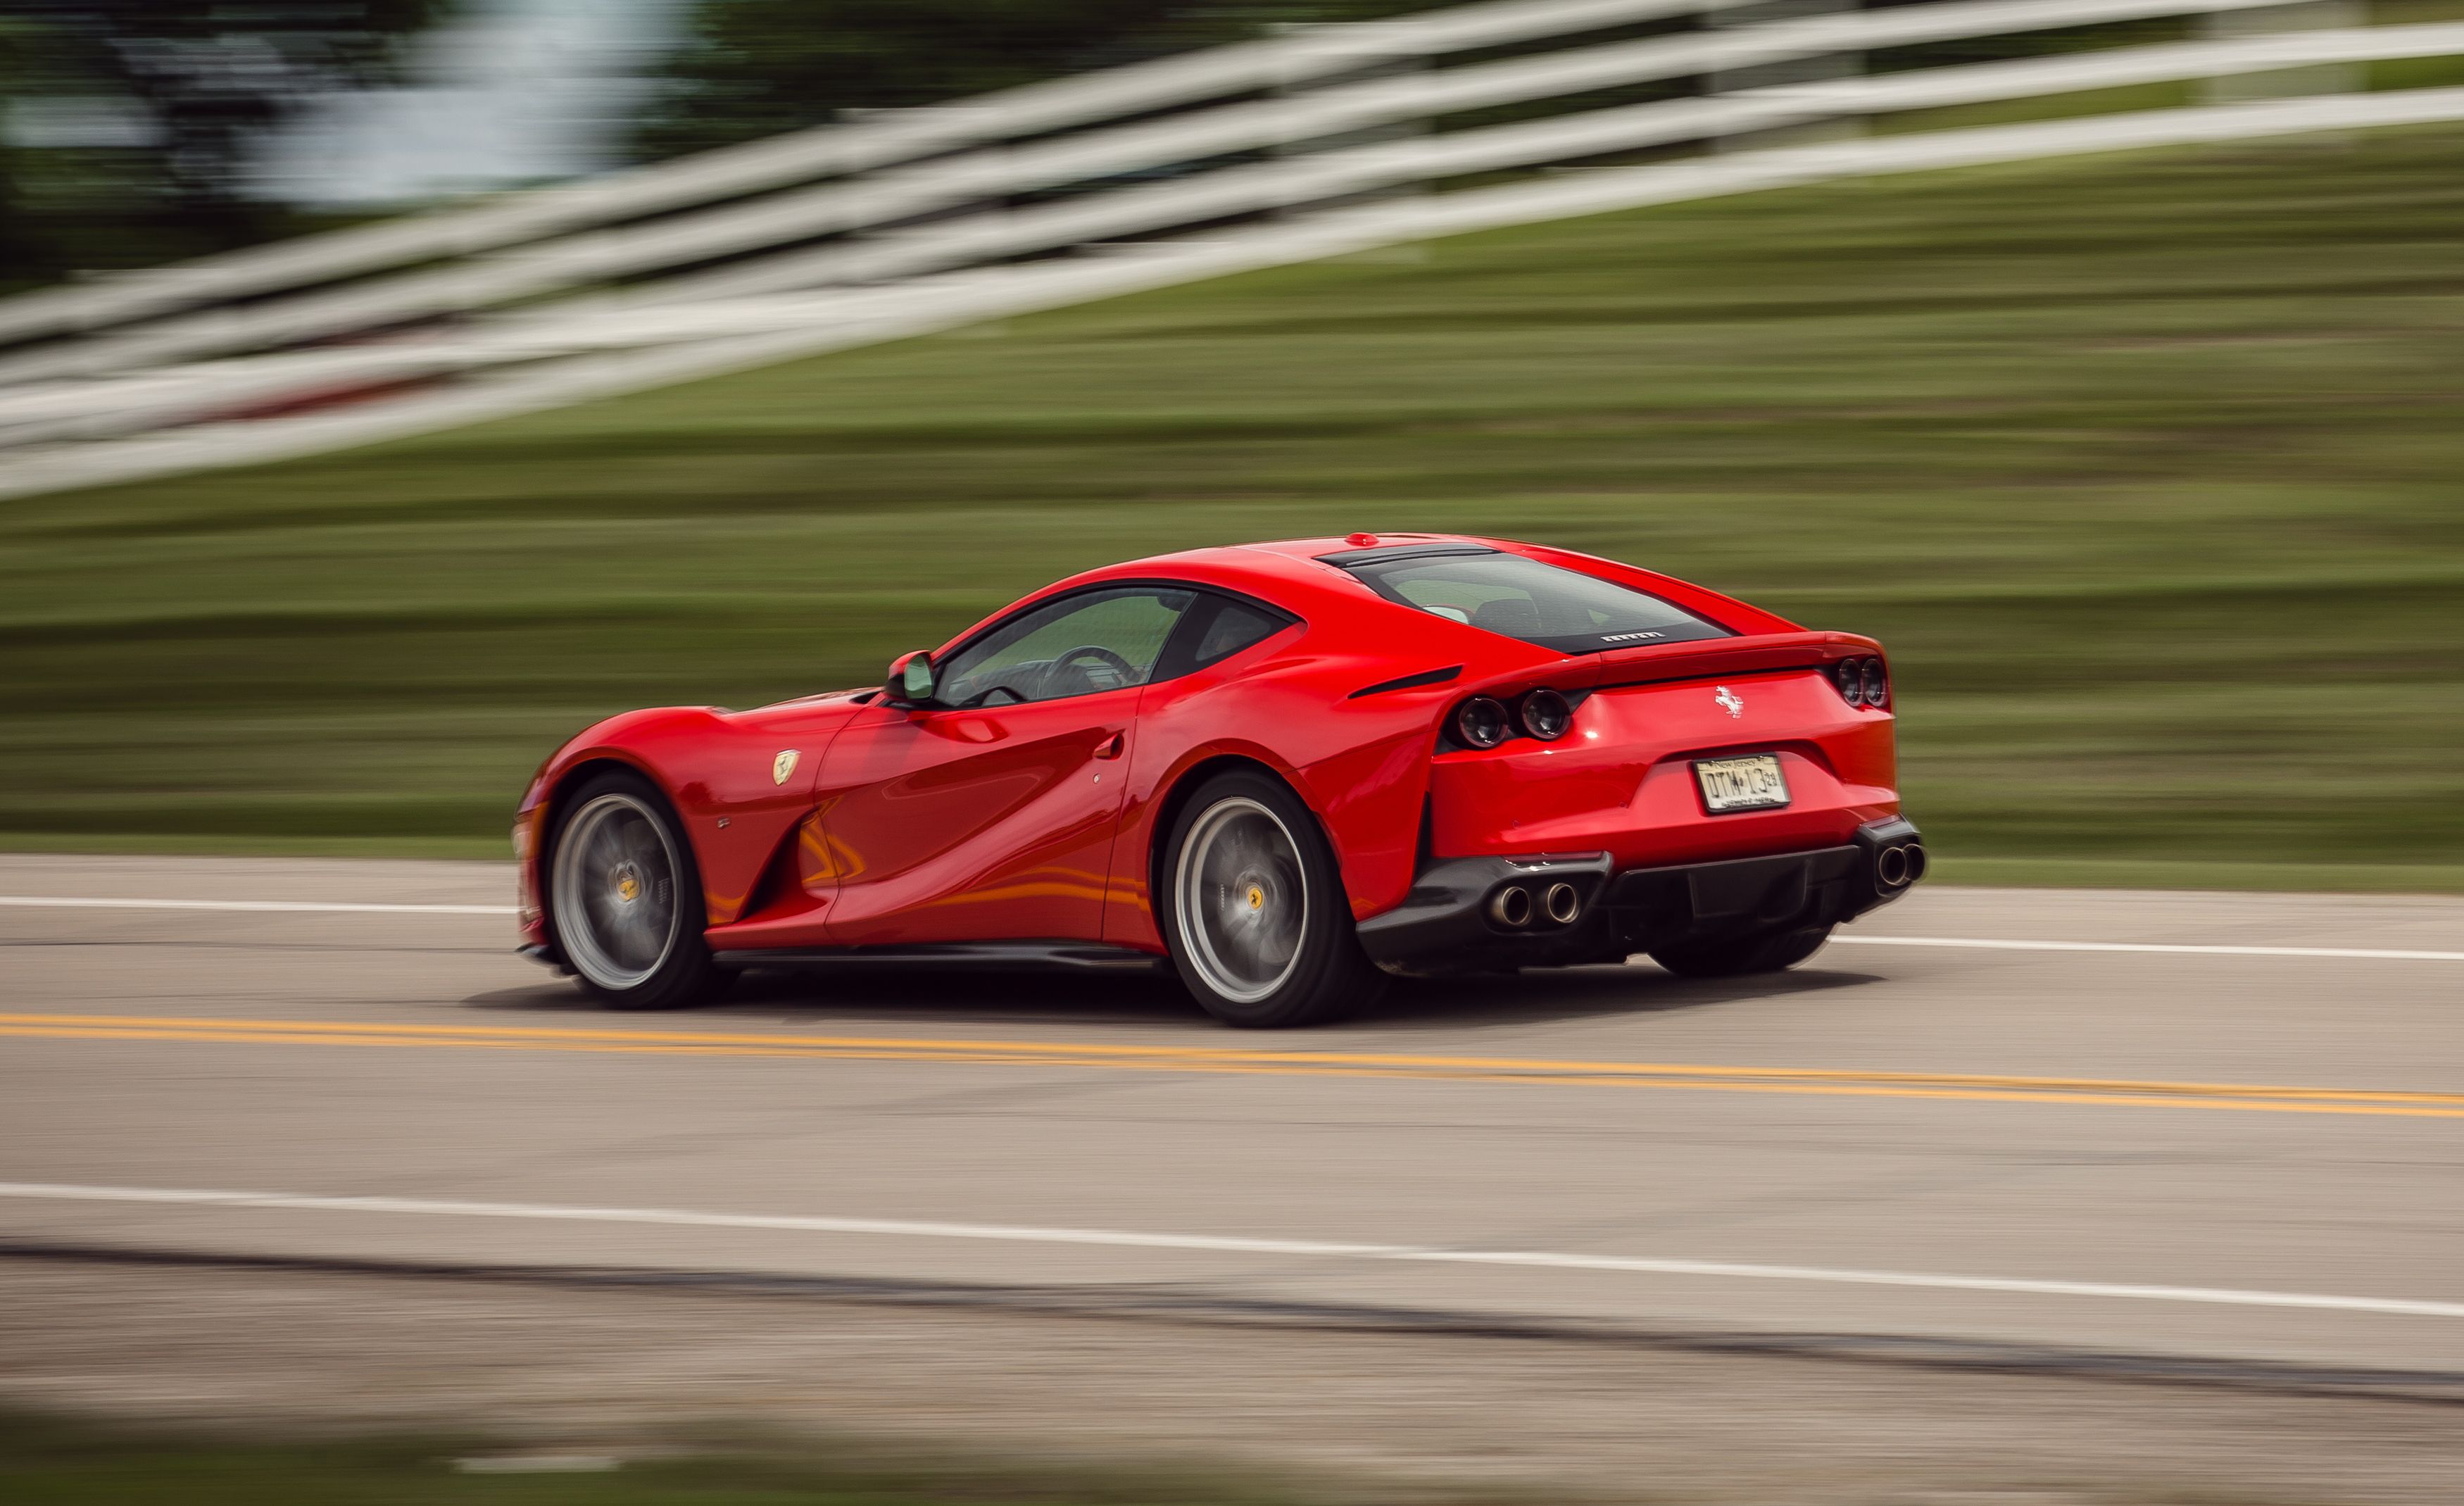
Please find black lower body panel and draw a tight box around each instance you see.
[1357,817,1925,974]
[1355,853,1614,972]
[708,940,1167,975]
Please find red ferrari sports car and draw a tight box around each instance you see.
[514,534,1923,1026]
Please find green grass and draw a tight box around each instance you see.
[0,1412,1352,1506]
[4,123,2462,886]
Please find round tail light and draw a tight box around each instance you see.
[1861,658,1889,708]
[1454,696,1512,749]
[1833,659,1863,704]
[1519,688,1571,741]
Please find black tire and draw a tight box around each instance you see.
[1647,924,1833,980]
[1159,769,1387,1028]
[544,769,722,1010]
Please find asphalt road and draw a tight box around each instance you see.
[5,853,2464,1497]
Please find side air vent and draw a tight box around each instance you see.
[1349,665,1463,699]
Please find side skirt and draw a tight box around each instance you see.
[710,941,1169,976]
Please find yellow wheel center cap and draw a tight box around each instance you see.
[1245,885,1265,910]
[616,875,641,903]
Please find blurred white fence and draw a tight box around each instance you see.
[2,0,2460,499]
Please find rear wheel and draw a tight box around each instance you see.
[1161,770,1385,1028]
[1647,924,1832,979]
[547,770,721,1010]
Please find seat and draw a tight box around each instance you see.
[1470,596,1543,637]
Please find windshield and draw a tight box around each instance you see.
[1338,548,1730,653]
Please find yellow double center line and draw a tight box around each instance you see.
[5,1011,2462,1120]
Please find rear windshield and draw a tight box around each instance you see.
[1338,548,1730,654]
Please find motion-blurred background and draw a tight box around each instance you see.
[1,0,2458,888]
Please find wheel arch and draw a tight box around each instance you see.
[1144,753,1343,927]
[534,755,691,955]
[537,753,672,855]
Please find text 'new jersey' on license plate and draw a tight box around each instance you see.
[1694,754,1790,813]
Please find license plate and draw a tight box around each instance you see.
[1694,754,1790,813]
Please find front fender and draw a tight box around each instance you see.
[519,699,868,940]
[515,708,728,942]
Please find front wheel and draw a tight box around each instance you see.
[1647,924,1833,979]
[1160,770,1385,1028]
[546,770,722,1010]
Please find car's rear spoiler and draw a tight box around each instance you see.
[1590,629,1883,690]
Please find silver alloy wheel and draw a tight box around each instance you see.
[1174,796,1309,1005]
[551,791,684,992]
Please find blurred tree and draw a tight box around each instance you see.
[1,1,448,292]
[634,0,1438,160]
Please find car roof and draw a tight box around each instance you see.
[1233,533,1483,562]
[1067,534,1507,594]
[929,536,1471,651]
[935,533,1797,658]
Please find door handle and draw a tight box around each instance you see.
[1093,732,1126,760]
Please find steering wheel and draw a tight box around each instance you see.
[1052,644,1138,691]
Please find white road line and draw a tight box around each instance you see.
[4,1179,2462,1320]
[4,894,2458,962]
[0,896,516,917]
[1828,936,2464,963]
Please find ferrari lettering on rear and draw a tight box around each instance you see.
[515,535,1920,1026]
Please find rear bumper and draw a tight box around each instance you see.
[1357,817,1924,972]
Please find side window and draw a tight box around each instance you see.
[936,588,1195,706]
[1147,591,1300,684]
[1190,598,1288,669]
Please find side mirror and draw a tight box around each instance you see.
[886,650,938,706]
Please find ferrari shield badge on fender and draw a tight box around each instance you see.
[1715,686,1744,718]
[772,749,800,785]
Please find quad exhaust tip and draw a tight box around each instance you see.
[1544,882,1582,926]
[1489,881,1584,929]
[1876,841,1926,889]
[1489,885,1535,929]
